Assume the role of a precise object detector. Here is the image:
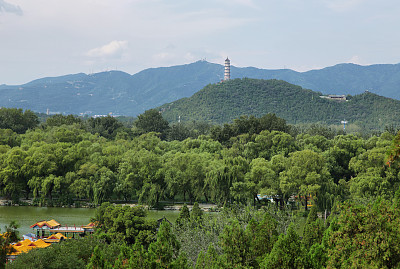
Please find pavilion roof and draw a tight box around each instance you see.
[14,239,32,247]
[81,222,97,229]
[47,233,67,240]
[8,238,51,256]
[30,219,61,229]
[33,239,51,248]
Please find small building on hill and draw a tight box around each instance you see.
[320,94,346,101]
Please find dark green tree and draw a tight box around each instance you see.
[246,213,279,267]
[261,224,305,269]
[191,202,203,222]
[0,108,38,134]
[45,114,82,127]
[135,109,170,139]
[302,206,324,250]
[87,116,124,139]
[148,220,185,268]
[176,204,190,226]
[167,123,192,141]
[219,220,251,268]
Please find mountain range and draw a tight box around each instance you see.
[1,60,400,116]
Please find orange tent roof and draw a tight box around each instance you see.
[47,219,61,227]
[34,239,51,248]
[9,248,22,256]
[82,222,97,229]
[14,239,32,247]
[8,239,51,256]
[30,219,61,229]
[53,233,67,239]
[12,245,33,254]
[30,220,46,228]
[47,233,67,240]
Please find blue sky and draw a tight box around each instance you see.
[1,0,399,84]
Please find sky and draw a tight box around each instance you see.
[1,0,400,85]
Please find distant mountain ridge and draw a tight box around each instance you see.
[0,61,400,116]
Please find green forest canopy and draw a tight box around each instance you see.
[2,107,400,268]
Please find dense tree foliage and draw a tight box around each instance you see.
[0,111,398,209]
[3,110,400,268]
[0,108,39,134]
[8,198,400,268]
[44,114,83,127]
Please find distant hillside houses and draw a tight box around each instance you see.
[320,94,347,101]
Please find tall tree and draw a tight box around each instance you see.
[261,224,305,269]
[279,150,333,210]
[135,109,170,139]
[148,220,187,268]
[87,116,124,139]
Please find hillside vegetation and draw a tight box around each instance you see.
[160,78,400,130]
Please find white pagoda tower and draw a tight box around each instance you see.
[224,57,230,81]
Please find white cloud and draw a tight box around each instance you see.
[346,55,366,65]
[324,0,366,12]
[152,52,176,62]
[216,0,257,8]
[232,0,257,8]
[86,40,128,58]
[0,0,22,15]
[184,52,196,62]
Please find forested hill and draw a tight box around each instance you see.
[1,61,400,116]
[159,78,400,130]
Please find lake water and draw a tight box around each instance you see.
[0,206,180,236]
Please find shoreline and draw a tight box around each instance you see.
[0,199,218,212]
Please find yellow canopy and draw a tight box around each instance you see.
[14,239,32,247]
[33,239,51,248]
[30,219,61,229]
[47,219,61,227]
[9,238,51,256]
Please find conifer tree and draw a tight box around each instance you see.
[176,204,190,226]
[148,220,181,268]
[191,202,203,222]
[302,206,324,249]
[262,224,305,269]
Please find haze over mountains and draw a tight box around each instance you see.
[1,60,400,116]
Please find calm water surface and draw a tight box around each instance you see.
[0,206,179,236]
